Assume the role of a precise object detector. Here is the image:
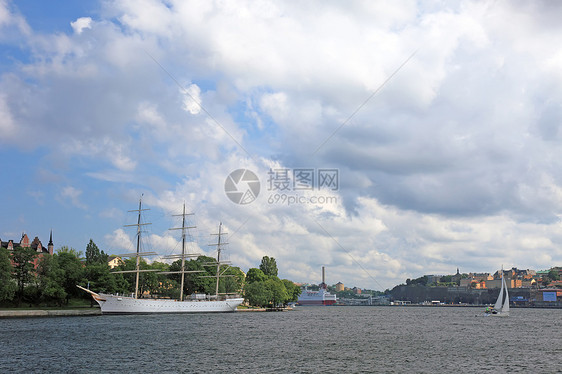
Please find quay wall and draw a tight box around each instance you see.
[0,309,101,318]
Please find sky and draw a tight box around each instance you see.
[1,0,562,291]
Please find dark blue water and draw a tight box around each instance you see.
[1,306,560,373]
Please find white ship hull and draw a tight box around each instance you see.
[79,287,243,314]
[297,288,337,306]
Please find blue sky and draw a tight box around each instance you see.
[1,0,562,290]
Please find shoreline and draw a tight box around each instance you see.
[0,306,292,318]
[0,308,102,318]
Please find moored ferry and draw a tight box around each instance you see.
[297,267,337,306]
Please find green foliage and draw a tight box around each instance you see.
[281,279,301,302]
[57,246,83,259]
[11,246,37,304]
[184,256,216,295]
[259,256,278,277]
[0,247,16,302]
[83,263,129,294]
[220,266,244,294]
[336,289,359,299]
[548,269,560,281]
[246,268,267,283]
[440,275,453,283]
[113,256,242,298]
[406,276,428,286]
[117,257,157,297]
[265,278,288,307]
[1,240,295,308]
[244,276,294,307]
[244,281,271,307]
[85,239,108,266]
[55,251,85,302]
[37,255,66,306]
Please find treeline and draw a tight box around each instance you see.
[243,256,301,308]
[0,241,299,309]
[0,239,244,307]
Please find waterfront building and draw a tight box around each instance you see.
[335,282,344,292]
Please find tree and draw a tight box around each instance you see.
[117,257,156,297]
[219,266,244,295]
[83,264,119,294]
[259,256,278,277]
[85,239,107,265]
[185,256,217,295]
[244,281,271,307]
[37,254,66,306]
[0,247,16,303]
[281,279,301,302]
[57,246,83,259]
[244,277,292,308]
[11,246,37,305]
[266,278,288,307]
[55,251,85,303]
[246,268,267,283]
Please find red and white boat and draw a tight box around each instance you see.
[297,267,337,306]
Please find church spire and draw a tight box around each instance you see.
[48,230,54,255]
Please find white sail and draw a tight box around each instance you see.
[502,276,510,313]
[493,275,504,311]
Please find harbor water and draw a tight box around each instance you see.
[1,306,560,373]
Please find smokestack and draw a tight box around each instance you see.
[322,266,325,284]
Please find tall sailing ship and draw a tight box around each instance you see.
[78,198,243,314]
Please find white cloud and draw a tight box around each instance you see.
[70,17,92,34]
[58,186,87,210]
[182,84,202,115]
[105,228,134,253]
[0,93,16,141]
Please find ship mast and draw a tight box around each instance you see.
[117,196,157,299]
[214,223,224,297]
[167,203,196,301]
[160,203,204,300]
[209,222,233,299]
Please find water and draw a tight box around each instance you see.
[1,306,560,373]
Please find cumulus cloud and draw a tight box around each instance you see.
[70,17,92,34]
[182,84,202,115]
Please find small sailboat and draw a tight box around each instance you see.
[486,269,510,317]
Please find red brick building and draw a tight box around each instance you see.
[1,231,54,267]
